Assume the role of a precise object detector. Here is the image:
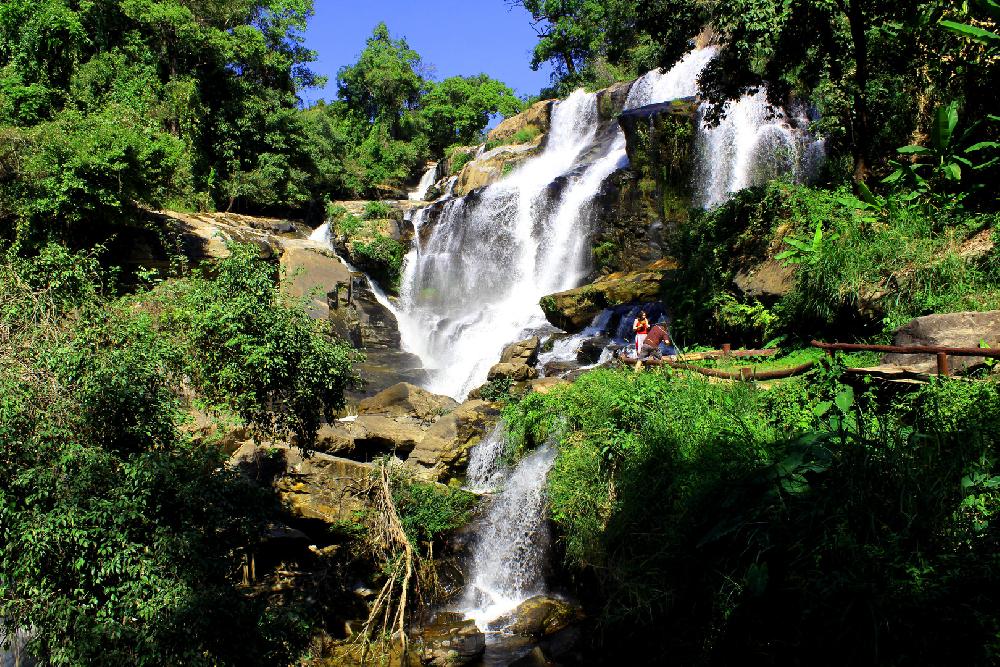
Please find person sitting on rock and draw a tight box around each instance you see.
[637,319,671,364]
[632,310,650,355]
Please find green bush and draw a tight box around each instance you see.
[502,366,1000,664]
[392,478,477,549]
[0,244,318,665]
[363,200,392,219]
[351,235,407,294]
[150,242,361,446]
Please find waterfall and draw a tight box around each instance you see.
[395,89,612,399]
[694,92,825,208]
[459,439,557,630]
[408,162,439,201]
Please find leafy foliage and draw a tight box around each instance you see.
[0,243,347,665]
[503,367,1000,664]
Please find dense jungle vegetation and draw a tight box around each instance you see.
[1,0,999,665]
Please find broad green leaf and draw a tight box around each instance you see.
[897,145,931,154]
[835,386,855,414]
[931,102,959,151]
[940,19,1000,44]
[882,169,905,184]
[857,180,879,206]
[942,162,962,180]
[965,141,1000,152]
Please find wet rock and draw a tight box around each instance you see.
[358,382,458,423]
[501,336,541,366]
[542,360,579,377]
[487,362,540,382]
[883,310,1000,372]
[576,336,610,364]
[406,400,501,482]
[491,595,584,638]
[416,612,486,666]
[597,80,634,120]
[539,258,678,332]
[487,100,553,145]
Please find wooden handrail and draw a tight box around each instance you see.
[811,340,1000,358]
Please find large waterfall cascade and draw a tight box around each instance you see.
[308,47,822,402]
[392,46,812,399]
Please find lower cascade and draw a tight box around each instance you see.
[458,428,558,631]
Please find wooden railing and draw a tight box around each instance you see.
[810,340,1000,377]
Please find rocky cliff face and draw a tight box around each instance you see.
[589,98,699,276]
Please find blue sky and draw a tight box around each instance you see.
[299,0,554,105]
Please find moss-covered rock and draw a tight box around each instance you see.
[539,258,678,332]
[487,99,553,146]
[588,98,699,276]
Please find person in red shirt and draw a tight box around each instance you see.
[632,310,650,355]
[638,320,671,361]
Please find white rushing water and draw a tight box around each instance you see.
[396,89,612,399]
[408,162,439,201]
[391,46,819,399]
[459,440,557,630]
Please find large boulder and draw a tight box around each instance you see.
[255,445,375,525]
[416,612,486,666]
[453,143,541,197]
[280,244,352,320]
[407,400,501,482]
[490,595,584,638]
[352,415,427,459]
[540,258,677,332]
[734,259,795,299]
[358,382,458,422]
[487,100,553,145]
[500,336,541,366]
[883,310,1000,372]
[487,362,539,382]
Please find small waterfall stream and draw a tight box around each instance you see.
[459,431,557,631]
[408,162,439,201]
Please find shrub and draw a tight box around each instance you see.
[0,245,315,665]
[351,235,407,294]
[363,200,392,219]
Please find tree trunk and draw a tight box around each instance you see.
[847,0,871,181]
[562,51,576,76]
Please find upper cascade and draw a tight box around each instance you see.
[392,46,824,399]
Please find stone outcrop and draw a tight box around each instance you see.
[416,612,486,666]
[358,382,458,422]
[540,258,678,332]
[596,81,634,121]
[280,243,353,320]
[406,400,500,482]
[588,98,699,276]
[883,310,1000,372]
[500,336,541,366]
[733,259,796,299]
[487,100,554,145]
[453,143,541,197]
[492,595,584,638]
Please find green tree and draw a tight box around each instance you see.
[336,22,425,139]
[419,74,524,154]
